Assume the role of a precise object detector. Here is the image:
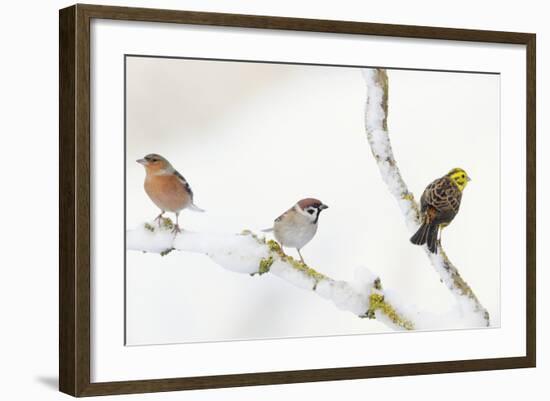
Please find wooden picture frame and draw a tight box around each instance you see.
[59,3,536,397]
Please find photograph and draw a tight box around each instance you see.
[124,56,500,346]
[56,3,536,397]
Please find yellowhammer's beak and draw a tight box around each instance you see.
[467,176,472,182]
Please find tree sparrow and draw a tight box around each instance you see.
[137,153,204,234]
[265,198,329,264]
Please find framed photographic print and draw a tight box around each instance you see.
[59,4,536,397]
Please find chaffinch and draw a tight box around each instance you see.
[137,153,204,233]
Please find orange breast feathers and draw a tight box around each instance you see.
[144,174,191,212]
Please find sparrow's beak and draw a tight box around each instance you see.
[320,204,329,210]
[136,158,148,165]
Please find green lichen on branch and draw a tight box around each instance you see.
[144,218,174,232]
[401,192,415,202]
[375,68,389,131]
[258,255,274,275]
[438,249,490,326]
[267,240,327,284]
[160,217,174,230]
[245,234,327,287]
[401,192,421,223]
[365,293,414,330]
[240,230,272,276]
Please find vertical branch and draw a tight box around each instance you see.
[362,68,490,327]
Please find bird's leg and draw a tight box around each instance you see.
[172,212,182,234]
[154,211,165,227]
[438,226,444,246]
[297,249,305,264]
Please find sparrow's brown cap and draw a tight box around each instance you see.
[297,198,328,210]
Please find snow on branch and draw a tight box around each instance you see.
[362,68,490,327]
[127,218,415,331]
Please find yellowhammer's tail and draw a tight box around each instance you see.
[410,223,439,254]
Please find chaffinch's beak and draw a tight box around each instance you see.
[136,158,148,165]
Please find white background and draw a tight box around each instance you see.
[125,58,501,344]
[0,0,546,400]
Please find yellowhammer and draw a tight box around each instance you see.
[410,168,471,253]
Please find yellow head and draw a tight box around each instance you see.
[446,168,471,191]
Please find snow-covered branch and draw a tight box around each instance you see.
[362,68,490,327]
[127,219,415,331]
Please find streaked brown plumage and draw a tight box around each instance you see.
[410,168,470,253]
